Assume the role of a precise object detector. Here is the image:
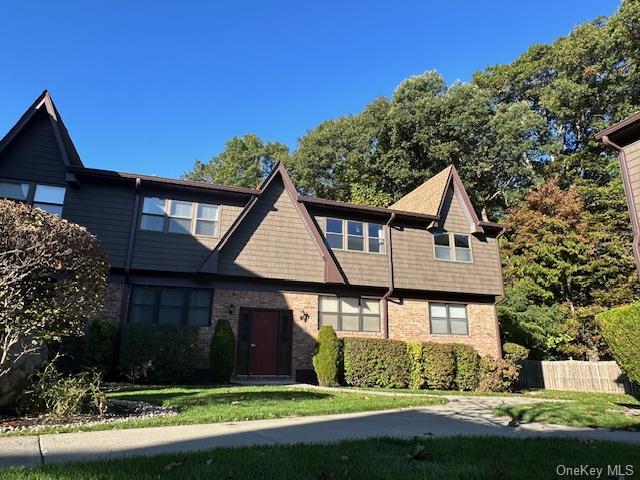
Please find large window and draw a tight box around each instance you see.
[128,286,212,326]
[325,218,385,254]
[0,180,66,217]
[433,232,472,262]
[139,197,220,237]
[319,296,380,332]
[429,303,468,335]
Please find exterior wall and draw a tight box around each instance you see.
[387,299,501,358]
[101,282,126,322]
[622,139,640,236]
[0,111,67,184]
[218,176,326,282]
[393,186,503,296]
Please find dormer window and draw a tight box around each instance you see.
[140,196,220,237]
[433,232,472,262]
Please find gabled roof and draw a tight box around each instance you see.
[199,162,347,284]
[391,165,488,234]
[0,91,84,171]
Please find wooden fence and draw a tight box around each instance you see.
[517,360,640,394]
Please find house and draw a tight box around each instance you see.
[597,113,640,277]
[0,91,505,380]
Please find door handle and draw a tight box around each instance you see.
[250,343,256,348]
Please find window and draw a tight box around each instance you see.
[0,181,29,201]
[139,197,220,237]
[368,223,385,253]
[128,286,212,326]
[325,219,386,254]
[141,197,165,231]
[433,232,472,262]
[326,218,344,249]
[429,303,468,335]
[319,296,380,332]
[33,185,66,217]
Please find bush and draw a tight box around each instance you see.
[477,356,519,392]
[83,318,119,377]
[0,200,108,407]
[343,338,410,388]
[312,326,341,386]
[452,344,480,391]
[406,341,425,389]
[18,361,106,418]
[422,343,455,390]
[210,319,236,383]
[119,325,199,384]
[597,303,640,385]
[502,342,529,366]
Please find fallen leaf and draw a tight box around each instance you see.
[404,445,429,461]
[164,461,184,470]
[205,459,213,466]
[340,455,349,461]
[231,401,241,405]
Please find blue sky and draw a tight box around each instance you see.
[0,1,620,179]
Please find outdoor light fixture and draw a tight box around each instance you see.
[228,304,235,315]
[300,311,310,323]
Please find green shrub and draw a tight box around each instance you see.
[312,326,341,386]
[210,319,236,384]
[343,338,410,388]
[452,344,480,391]
[83,318,119,377]
[502,342,529,366]
[406,341,425,389]
[597,303,640,385]
[422,343,455,389]
[118,324,199,384]
[477,355,519,392]
[18,361,106,418]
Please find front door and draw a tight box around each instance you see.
[248,310,280,375]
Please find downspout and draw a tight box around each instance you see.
[381,213,396,339]
[602,135,640,279]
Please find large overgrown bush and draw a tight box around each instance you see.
[477,356,519,392]
[343,338,410,388]
[312,326,341,386]
[406,341,425,389]
[597,303,640,385]
[502,342,529,366]
[119,325,199,384]
[452,344,480,391]
[210,319,236,384]
[0,200,108,407]
[17,361,106,418]
[422,343,455,390]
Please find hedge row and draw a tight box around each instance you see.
[597,303,640,385]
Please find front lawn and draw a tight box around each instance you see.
[3,385,445,436]
[5,436,639,479]
[494,390,640,430]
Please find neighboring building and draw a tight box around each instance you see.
[597,113,640,277]
[0,91,506,380]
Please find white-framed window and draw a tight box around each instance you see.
[325,218,386,254]
[429,303,468,335]
[140,197,220,237]
[318,296,380,332]
[0,180,29,201]
[433,232,472,262]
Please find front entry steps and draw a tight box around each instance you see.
[232,376,296,386]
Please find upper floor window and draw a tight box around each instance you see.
[319,295,380,332]
[429,303,468,335]
[433,232,472,262]
[0,180,65,217]
[140,196,220,237]
[128,286,212,326]
[325,218,385,254]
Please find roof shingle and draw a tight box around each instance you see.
[390,166,453,215]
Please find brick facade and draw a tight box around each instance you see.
[102,282,125,322]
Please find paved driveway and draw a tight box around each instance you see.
[1,394,638,468]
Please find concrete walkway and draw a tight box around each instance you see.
[1,395,638,468]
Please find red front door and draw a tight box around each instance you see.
[248,310,279,375]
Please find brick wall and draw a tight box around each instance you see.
[101,282,125,322]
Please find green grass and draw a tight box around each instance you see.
[494,390,640,430]
[5,436,639,479]
[3,386,444,436]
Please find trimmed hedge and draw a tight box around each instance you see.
[119,324,199,384]
[83,318,119,378]
[312,326,341,386]
[452,343,480,391]
[477,355,519,392]
[210,319,236,384]
[597,303,640,385]
[502,342,529,366]
[406,341,425,389]
[422,343,455,389]
[343,337,410,388]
